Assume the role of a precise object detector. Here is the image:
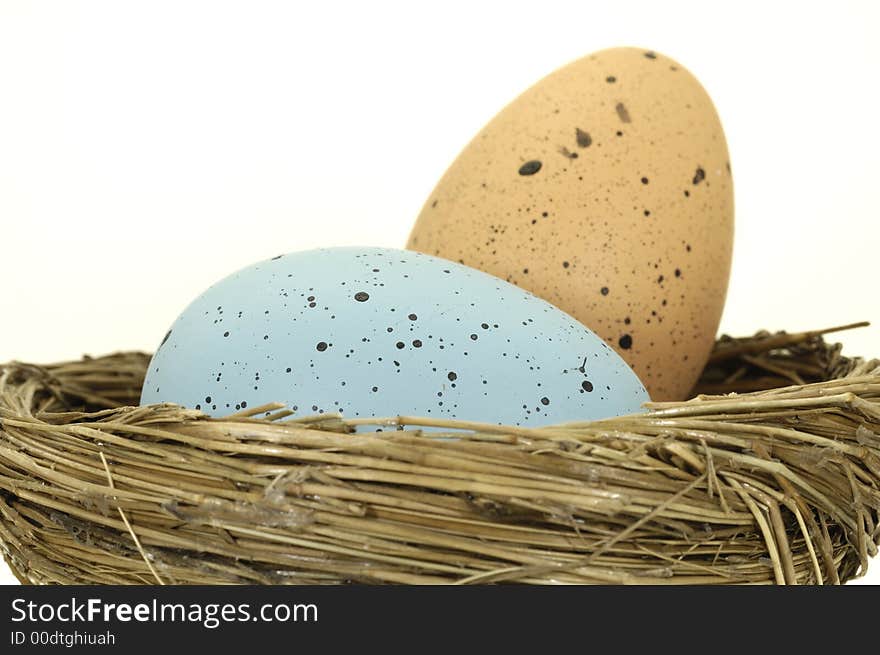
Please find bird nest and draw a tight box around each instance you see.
[0,324,878,585]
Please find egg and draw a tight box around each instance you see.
[140,247,648,427]
[407,47,734,401]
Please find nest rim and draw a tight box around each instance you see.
[0,325,878,586]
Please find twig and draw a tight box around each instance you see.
[99,451,165,585]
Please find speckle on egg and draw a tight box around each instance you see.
[518,160,543,176]
[575,128,592,148]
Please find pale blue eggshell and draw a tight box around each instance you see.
[140,247,648,426]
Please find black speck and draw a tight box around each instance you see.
[600,286,609,296]
[619,334,633,350]
[412,340,422,348]
[641,177,649,185]
[692,167,706,185]
[562,261,570,269]
[518,160,542,176]
[644,51,657,59]
[408,313,418,321]
[160,329,172,347]
[575,128,592,148]
[615,102,631,123]
[470,334,478,341]
[558,146,578,160]
[316,341,328,352]
[675,268,681,277]
[354,291,370,302]
[447,372,457,381]
[582,380,594,392]
[223,331,230,337]
[606,75,616,83]
[271,254,283,260]
[396,342,405,349]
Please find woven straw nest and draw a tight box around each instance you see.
[0,324,878,585]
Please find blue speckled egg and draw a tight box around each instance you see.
[140,247,648,426]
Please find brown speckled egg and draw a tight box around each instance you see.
[407,47,734,401]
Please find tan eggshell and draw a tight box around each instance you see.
[407,47,733,401]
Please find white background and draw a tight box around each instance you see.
[1,1,878,585]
